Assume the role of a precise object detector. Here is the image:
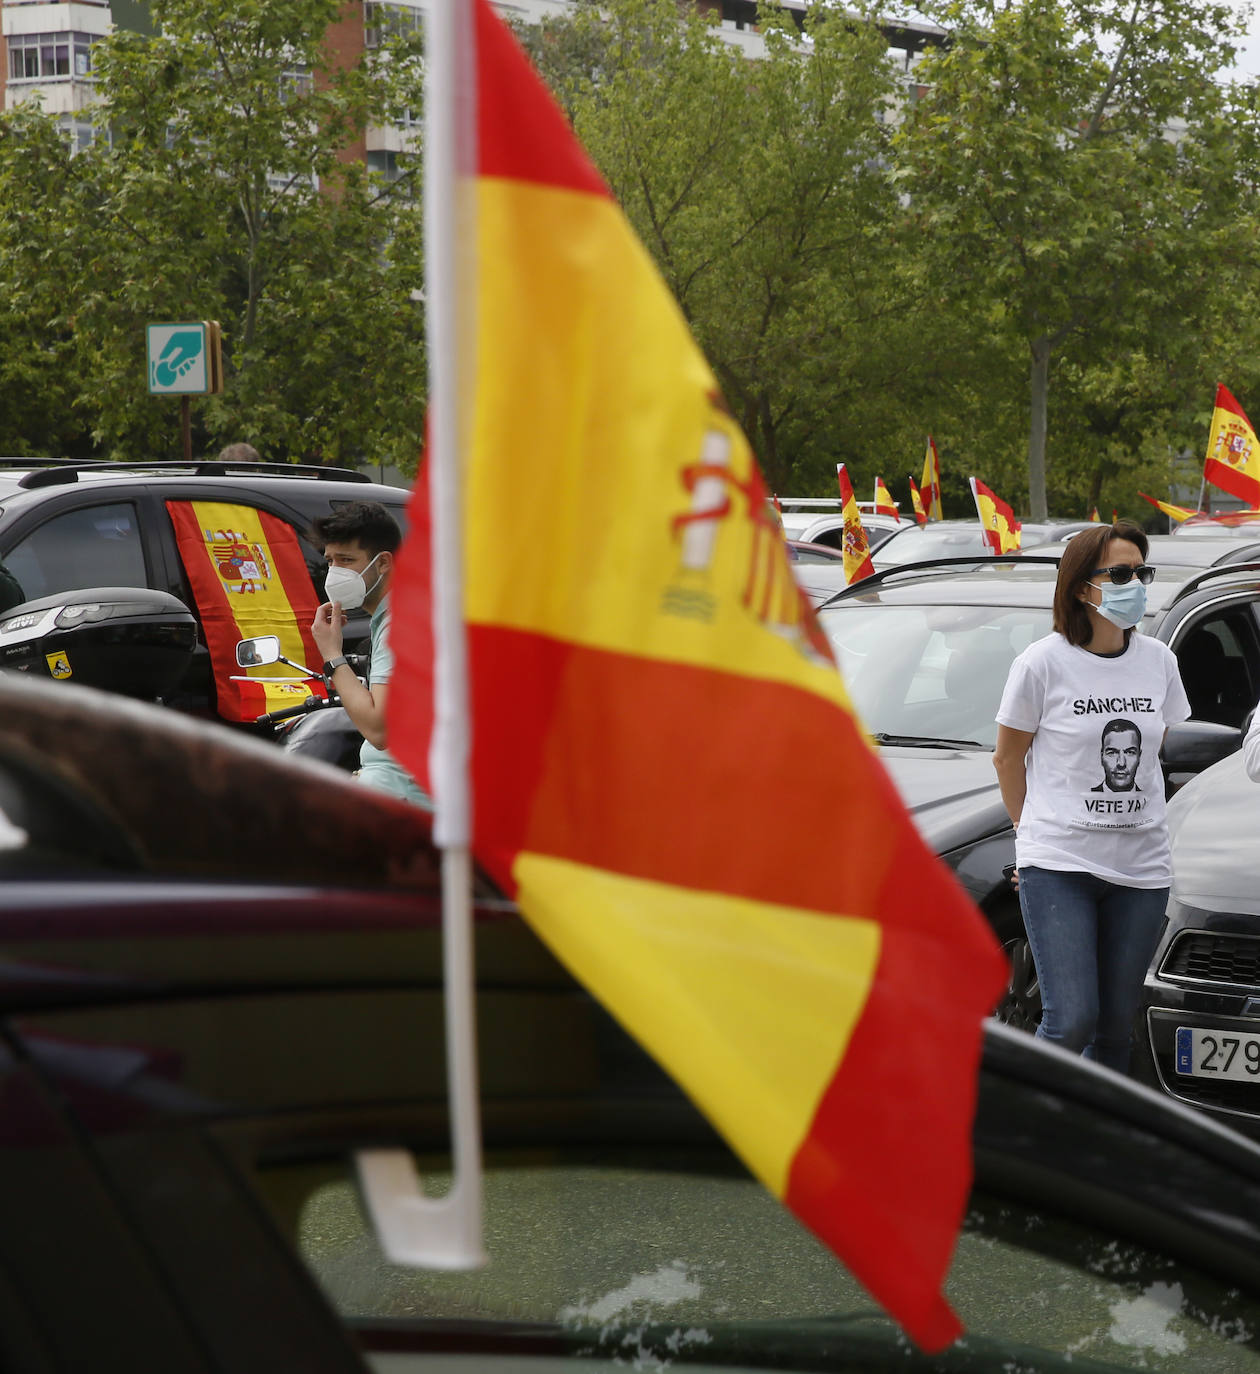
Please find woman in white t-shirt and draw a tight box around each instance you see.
[993,521,1190,1073]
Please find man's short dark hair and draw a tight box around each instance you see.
[311,501,402,558]
[1102,717,1141,746]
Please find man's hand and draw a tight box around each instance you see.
[311,601,346,661]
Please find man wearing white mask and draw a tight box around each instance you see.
[310,501,431,808]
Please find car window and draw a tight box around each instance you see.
[1174,609,1260,728]
[876,526,990,565]
[260,1152,1260,1372]
[818,604,1050,746]
[3,501,148,602]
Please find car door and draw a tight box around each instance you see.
[0,487,165,607]
[1165,601,1260,729]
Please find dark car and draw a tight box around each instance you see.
[1134,745,1260,1141]
[4,674,1260,1372]
[0,457,411,720]
[816,557,1260,1027]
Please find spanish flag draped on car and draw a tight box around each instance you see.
[388,0,1006,1351]
[969,477,1021,553]
[1203,384,1260,508]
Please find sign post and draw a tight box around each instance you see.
[146,321,224,461]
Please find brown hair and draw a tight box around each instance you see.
[1053,520,1149,646]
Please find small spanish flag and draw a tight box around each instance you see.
[873,476,900,521]
[921,437,943,521]
[1204,384,1260,508]
[838,463,876,584]
[1137,493,1194,523]
[1088,506,1100,522]
[969,477,1021,553]
[908,476,928,527]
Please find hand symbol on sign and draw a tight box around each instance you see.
[151,331,203,389]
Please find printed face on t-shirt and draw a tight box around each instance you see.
[1099,720,1141,791]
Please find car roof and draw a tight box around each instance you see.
[792,510,901,541]
[813,554,1241,614]
[1140,532,1260,566]
[0,459,411,513]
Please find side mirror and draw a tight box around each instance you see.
[1161,719,1243,773]
[236,635,281,668]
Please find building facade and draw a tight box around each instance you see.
[0,0,942,153]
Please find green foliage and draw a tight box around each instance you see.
[4,0,1260,512]
[0,0,426,467]
[893,0,1253,516]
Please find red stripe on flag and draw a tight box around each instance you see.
[1203,459,1260,507]
[785,921,980,1350]
[260,508,327,665]
[476,0,608,196]
[166,502,323,721]
[464,623,948,924]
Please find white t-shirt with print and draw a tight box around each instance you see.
[996,632,1191,887]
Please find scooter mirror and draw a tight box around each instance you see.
[236,635,281,668]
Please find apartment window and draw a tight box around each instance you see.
[366,149,399,180]
[57,113,99,153]
[364,2,424,50]
[8,32,96,81]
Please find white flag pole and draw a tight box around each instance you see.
[356,0,485,1270]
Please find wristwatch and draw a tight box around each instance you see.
[322,655,349,677]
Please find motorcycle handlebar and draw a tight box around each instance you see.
[256,694,338,727]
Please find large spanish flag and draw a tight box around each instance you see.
[1204,384,1260,507]
[389,1,1005,1350]
[969,477,1021,554]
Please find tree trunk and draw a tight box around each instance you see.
[1027,335,1050,520]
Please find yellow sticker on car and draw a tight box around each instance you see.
[45,652,72,679]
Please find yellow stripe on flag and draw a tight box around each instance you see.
[468,179,826,693]
[514,850,882,1196]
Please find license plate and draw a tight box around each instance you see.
[1175,1027,1260,1081]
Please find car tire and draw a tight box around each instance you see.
[991,904,1041,1032]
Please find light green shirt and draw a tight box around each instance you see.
[357,596,432,810]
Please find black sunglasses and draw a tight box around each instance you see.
[1092,563,1156,586]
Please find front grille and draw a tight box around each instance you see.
[1165,1074,1260,1116]
[1160,931,1260,990]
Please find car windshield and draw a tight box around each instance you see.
[818,602,1052,747]
[277,1152,1260,1373]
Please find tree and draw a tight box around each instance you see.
[0,106,98,455]
[533,0,933,495]
[893,0,1250,517]
[0,0,428,467]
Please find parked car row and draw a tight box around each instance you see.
[815,556,1260,1050]
[0,457,411,721]
[3,673,1260,1372]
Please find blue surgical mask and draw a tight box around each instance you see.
[1094,579,1147,629]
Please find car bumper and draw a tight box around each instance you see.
[1138,901,1260,1139]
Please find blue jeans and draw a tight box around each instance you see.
[1018,866,1168,1074]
